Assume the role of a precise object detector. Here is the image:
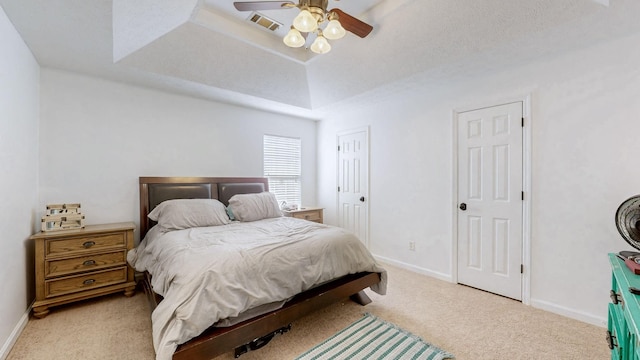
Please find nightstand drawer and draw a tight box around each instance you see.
[283,207,324,224]
[45,266,128,298]
[46,232,126,257]
[45,250,127,278]
[292,211,322,222]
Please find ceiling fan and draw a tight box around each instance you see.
[233,0,373,54]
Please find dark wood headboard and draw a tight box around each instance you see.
[139,177,269,238]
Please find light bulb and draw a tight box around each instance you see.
[283,27,305,48]
[323,19,346,40]
[293,9,318,32]
[310,35,331,54]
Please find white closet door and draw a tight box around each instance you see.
[457,102,523,300]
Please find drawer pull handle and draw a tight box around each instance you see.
[606,330,616,350]
[304,215,310,219]
[82,241,95,248]
[83,279,96,286]
[83,260,96,266]
[610,289,623,305]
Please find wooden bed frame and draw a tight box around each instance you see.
[138,176,382,359]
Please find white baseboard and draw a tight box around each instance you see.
[372,254,607,328]
[373,254,454,283]
[530,298,607,328]
[0,304,31,360]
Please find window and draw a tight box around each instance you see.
[263,134,302,207]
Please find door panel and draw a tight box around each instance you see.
[338,129,368,246]
[457,102,523,300]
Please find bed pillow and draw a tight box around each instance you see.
[228,192,282,222]
[148,198,231,230]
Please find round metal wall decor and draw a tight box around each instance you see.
[616,195,640,250]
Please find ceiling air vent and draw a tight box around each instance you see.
[248,12,281,32]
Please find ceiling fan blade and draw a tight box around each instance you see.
[330,8,373,38]
[233,1,295,11]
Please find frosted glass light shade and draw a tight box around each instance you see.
[310,35,331,54]
[323,19,346,40]
[293,9,317,32]
[283,27,305,47]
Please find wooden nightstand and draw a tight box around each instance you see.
[282,207,324,224]
[30,222,137,318]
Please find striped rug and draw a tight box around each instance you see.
[296,313,454,360]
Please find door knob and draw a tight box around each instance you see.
[360,196,365,202]
[459,203,467,211]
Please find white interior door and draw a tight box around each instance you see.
[457,102,523,300]
[337,129,369,247]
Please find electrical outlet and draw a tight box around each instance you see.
[409,241,416,251]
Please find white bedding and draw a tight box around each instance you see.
[127,216,387,360]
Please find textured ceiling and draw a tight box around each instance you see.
[2,0,640,120]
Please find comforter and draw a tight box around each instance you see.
[127,216,387,360]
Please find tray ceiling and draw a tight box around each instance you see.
[2,0,639,119]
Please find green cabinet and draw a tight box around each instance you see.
[608,253,640,359]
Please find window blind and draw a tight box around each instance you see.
[263,135,301,206]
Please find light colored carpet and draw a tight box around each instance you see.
[7,263,609,360]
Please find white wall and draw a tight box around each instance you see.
[0,5,40,358]
[317,32,640,326]
[6,6,639,352]
[39,69,317,242]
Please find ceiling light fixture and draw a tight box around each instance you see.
[235,1,373,55]
[283,0,346,54]
[292,8,318,33]
[323,12,346,40]
[283,26,305,47]
[310,30,331,54]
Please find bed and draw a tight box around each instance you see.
[130,176,386,360]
